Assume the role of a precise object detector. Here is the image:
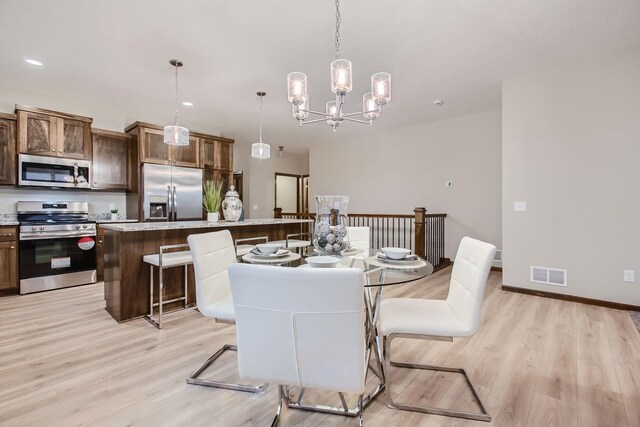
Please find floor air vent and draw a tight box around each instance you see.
[530,266,567,287]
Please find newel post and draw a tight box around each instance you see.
[274,207,282,218]
[414,207,426,257]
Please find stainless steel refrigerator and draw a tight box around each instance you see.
[141,164,203,221]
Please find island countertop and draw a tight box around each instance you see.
[102,217,313,322]
[100,218,312,232]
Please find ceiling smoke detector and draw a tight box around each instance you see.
[433,99,444,106]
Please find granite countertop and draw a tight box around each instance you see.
[95,219,139,224]
[0,214,18,226]
[100,218,313,232]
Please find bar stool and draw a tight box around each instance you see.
[234,236,269,257]
[271,232,312,249]
[143,243,193,329]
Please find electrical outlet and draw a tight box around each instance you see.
[446,181,453,188]
[253,204,258,210]
[624,270,635,283]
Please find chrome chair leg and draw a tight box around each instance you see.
[187,344,268,393]
[383,333,491,422]
[270,385,285,427]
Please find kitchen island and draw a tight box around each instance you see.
[101,219,312,322]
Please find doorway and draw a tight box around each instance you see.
[274,173,308,214]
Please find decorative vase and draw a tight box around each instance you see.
[110,213,118,221]
[222,185,243,221]
[207,212,219,222]
[313,195,350,255]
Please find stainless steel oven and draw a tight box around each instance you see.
[19,154,91,189]
[18,201,97,294]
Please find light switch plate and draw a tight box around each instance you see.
[253,204,258,210]
[514,201,527,212]
[624,270,635,282]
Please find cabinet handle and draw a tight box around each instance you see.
[51,148,55,152]
[58,149,62,153]
[0,233,13,237]
[10,246,15,249]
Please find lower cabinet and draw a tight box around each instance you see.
[0,227,18,293]
[96,226,105,282]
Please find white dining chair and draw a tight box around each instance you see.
[186,230,267,393]
[379,236,496,422]
[345,226,370,267]
[228,263,367,426]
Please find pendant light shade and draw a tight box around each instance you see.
[163,125,189,146]
[251,91,271,159]
[251,142,271,159]
[164,59,190,146]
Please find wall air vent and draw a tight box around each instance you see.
[494,250,503,262]
[530,266,567,287]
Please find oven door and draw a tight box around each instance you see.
[19,154,91,189]
[19,235,97,293]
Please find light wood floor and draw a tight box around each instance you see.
[1,268,639,427]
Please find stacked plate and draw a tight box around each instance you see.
[250,247,290,258]
[377,247,419,264]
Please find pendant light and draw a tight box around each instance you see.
[164,59,189,146]
[251,91,271,159]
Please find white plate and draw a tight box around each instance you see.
[250,249,290,258]
[306,256,342,268]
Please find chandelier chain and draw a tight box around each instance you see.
[334,0,340,59]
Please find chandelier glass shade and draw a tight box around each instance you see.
[286,0,391,132]
[164,59,190,146]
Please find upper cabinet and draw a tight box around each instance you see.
[126,122,200,168]
[16,105,92,160]
[200,136,234,171]
[0,114,17,186]
[92,129,131,190]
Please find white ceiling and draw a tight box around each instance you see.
[1,0,639,152]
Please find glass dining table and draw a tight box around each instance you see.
[243,246,434,417]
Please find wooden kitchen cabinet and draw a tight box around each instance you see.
[96,226,105,282]
[204,169,233,195]
[127,122,200,168]
[16,105,92,160]
[0,114,17,185]
[200,136,234,171]
[92,129,130,190]
[0,227,18,293]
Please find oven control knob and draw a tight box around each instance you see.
[31,226,37,231]
[39,226,45,231]
[82,225,87,229]
[75,225,81,230]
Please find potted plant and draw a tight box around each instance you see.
[110,208,118,221]
[203,180,222,222]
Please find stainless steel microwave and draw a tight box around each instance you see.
[18,154,91,189]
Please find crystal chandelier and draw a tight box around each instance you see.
[251,91,271,159]
[287,0,391,132]
[164,59,189,146]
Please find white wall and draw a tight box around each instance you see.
[233,144,309,219]
[0,187,126,215]
[502,49,640,304]
[309,110,502,259]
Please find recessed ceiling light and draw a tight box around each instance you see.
[433,99,444,106]
[25,58,43,66]
[182,101,193,107]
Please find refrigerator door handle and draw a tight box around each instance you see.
[173,185,177,221]
[167,185,173,222]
